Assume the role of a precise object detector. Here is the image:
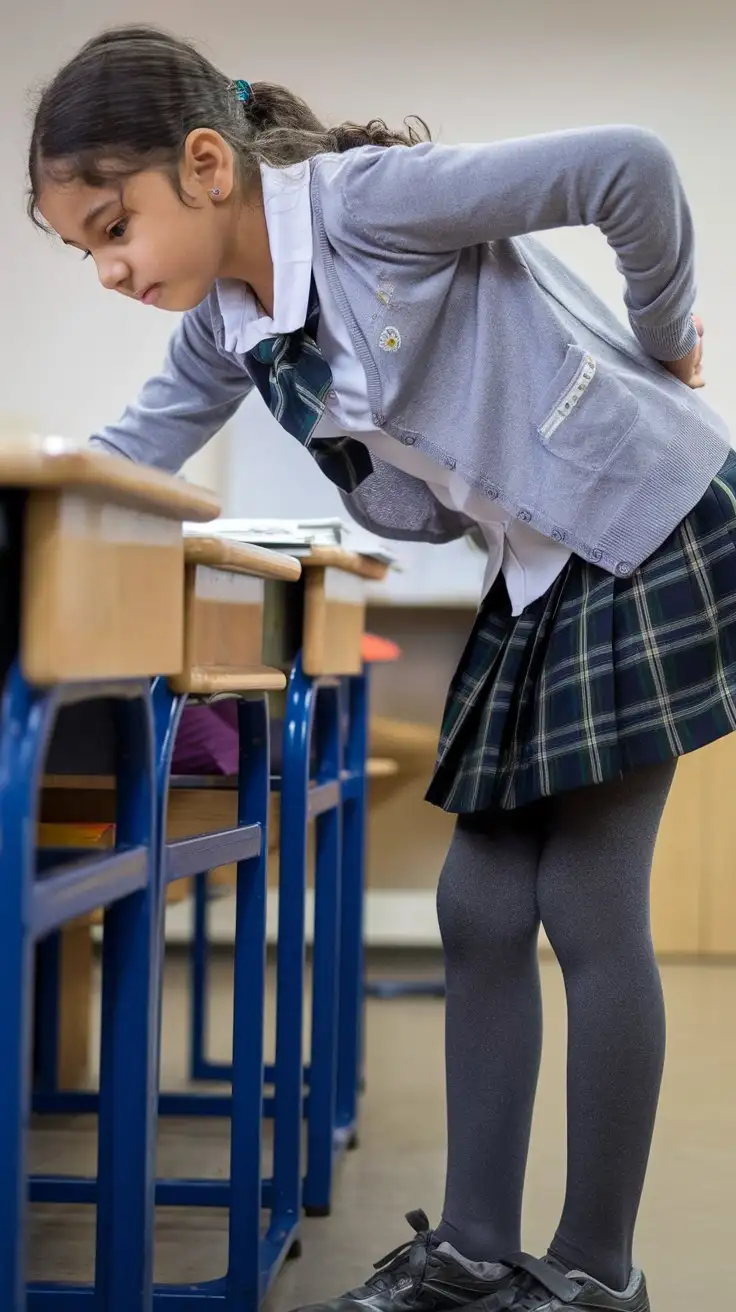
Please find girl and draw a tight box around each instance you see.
[29,25,730,1312]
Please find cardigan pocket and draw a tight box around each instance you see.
[535,344,640,473]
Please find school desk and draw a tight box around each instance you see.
[0,442,218,1312]
[34,539,390,1289]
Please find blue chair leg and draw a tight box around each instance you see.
[303,683,342,1218]
[335,672,369,1147]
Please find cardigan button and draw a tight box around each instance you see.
[517,508,532,523]
[404,435,417,446]
[616,560,634,576]
[552,528,566,543]
[591,548,603,562]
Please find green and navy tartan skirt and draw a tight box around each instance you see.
[427,450,736,814]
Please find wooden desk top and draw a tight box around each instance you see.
[300,547,389,581]
[0,442,220,522]
[184,535,302,581]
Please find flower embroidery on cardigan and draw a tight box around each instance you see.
[379,326,401,352]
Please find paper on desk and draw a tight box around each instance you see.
[186,516,343,546]
[184,517,398,567]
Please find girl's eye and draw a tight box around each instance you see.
[108,218,128,240]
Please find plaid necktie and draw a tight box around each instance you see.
[245,278,373,494]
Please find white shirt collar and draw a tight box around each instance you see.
[216,159,313,355]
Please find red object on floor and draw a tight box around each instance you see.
[361,633,401,663]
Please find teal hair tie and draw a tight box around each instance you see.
[233,79,252,103]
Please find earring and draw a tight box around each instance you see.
[209,187,222,199]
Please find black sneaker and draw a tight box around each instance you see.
[462,1253,650,1312]
[293,1210,513,1312]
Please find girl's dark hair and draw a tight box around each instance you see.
[28,24,430,224]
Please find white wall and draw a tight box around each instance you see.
[4,0,735,527]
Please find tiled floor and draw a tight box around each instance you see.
[29,950,736,1309]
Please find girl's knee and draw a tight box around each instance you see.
[437,826,540,965]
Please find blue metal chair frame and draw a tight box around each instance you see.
[0,663,160,1312]
[178,656,370,1217]
[30,650,370,1311]
[31,679,298,1309]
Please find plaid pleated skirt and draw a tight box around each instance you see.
[427,449,736,814]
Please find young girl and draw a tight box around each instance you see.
[29,25,731,1312]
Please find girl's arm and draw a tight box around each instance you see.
[337,126,698,364]
[90,298,252,472]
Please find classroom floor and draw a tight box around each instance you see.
[29,950,735,1311]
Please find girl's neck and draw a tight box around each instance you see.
[220,180,274,315]
[246,265,274,318]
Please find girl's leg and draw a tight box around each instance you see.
[538,762,676,1291]
[285,808,545,1312]
[434,803,546,1260]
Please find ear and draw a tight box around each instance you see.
[180,129,235,201]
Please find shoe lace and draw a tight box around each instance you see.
[508,1274,551,1311]
[498,1255,582,1310]
[367,1211,432,1293]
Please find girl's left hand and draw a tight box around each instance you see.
[664,315,705,389]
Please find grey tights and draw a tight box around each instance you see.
[432,763,676,1290]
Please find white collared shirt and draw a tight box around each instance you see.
[216,161,572,614]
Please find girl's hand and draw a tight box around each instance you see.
[664,315,705,389]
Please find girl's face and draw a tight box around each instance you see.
[38,168,231,312]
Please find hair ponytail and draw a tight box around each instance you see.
[28,24,430,224]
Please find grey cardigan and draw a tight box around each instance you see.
[92,125,731,576]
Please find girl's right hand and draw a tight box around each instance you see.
[664,315,705,389]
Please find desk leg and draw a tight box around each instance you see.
[95,693,159,1312]
[2,670,159,1312]
[273,676,310,1235]
[152,684,293,1306]
[190,870,211,1080]
[0,928,34,1312]
[0,674,35,1311]
[227,696,269,1307]
[335,672,369,1147]
[304,682,342,1218]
